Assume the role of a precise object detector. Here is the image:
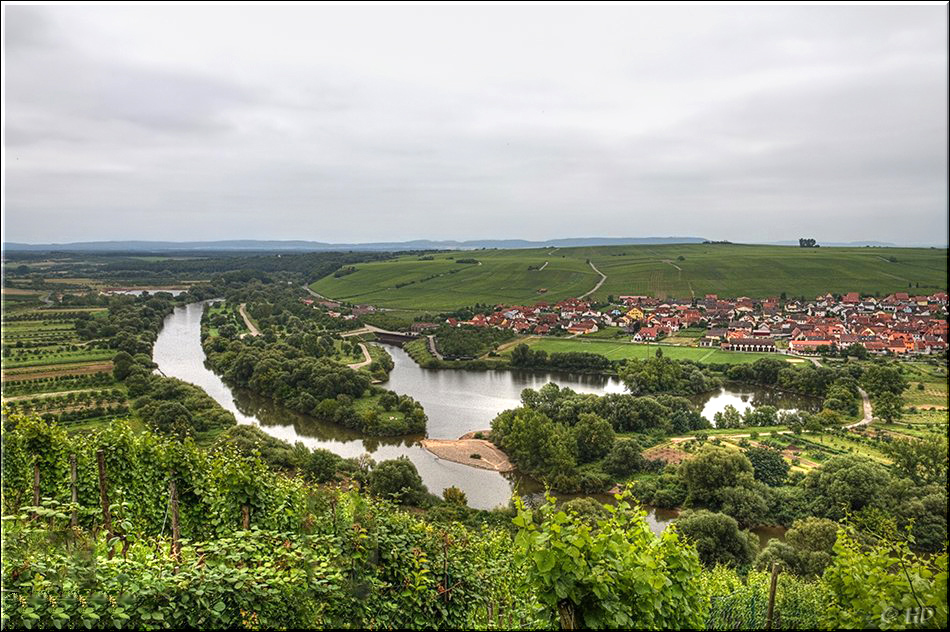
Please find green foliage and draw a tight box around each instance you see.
[513,491,707,629]
[756,517,839,577]
[820,526,948,629]
[367,457,429,505]
[745,445,790,487]
[573,413,615,464]
[433,324,515,359]
[675,510,759,568]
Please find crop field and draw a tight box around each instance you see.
[1,307,127,426]
[311,250,596,310]
[506,336,799,365]
[899,362,948,410]
[310,243,948,309]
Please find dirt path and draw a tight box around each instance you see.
[427,335,444,360]
[340,324,407,338]
[579,261,607,299]
[2,387,110,403]
[2,362,112,381]
[846,387,874,428]
[347,343,373,370]
[239,303,261,336]
[421,438,514,472]
[538,261,549,270]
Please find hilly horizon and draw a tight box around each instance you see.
[3,236,933,253]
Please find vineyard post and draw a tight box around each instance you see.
[69,454,78,528]
[766,562,780,630]
[96,449,114,541]
[242,504,250,530]
[169,473,181,562]
[32,461,40,519]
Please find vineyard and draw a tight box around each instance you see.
[1,306,128,427]
[2,414,946,630]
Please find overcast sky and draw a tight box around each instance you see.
[3,4,948,245]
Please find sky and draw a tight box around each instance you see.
[2,3,948,246]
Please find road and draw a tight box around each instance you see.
[846,387,874,429]
[238,303,261,336]
[347,343,373,370]
[579,261,607,299]
[427,335,444,360]
[339,324,410,338]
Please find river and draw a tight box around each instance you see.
[152,302,795,541]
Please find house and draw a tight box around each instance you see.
[724,338,776,353]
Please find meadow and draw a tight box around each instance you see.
[504,335,803,365]
[310,243,948,309]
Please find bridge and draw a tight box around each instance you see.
[340,324,419,346]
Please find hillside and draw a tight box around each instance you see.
[309,243,949,310]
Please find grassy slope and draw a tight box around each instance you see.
[311,244,948,309]
[507,336,802,364]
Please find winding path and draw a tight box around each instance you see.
[846,387,874,428]
[579,261,607,299]
[426,335,444,360]
[347,343,373,370]
[238,303,260,336]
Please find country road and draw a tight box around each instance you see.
[239,303,260,336]
[427,335,444,360]
[347,343,373,369]
[579,261,607,299]
[846,387,874,429]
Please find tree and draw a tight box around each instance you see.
[803,455,891,520]
[679,445,755,508]
[367,457,428,505]
[882,434,948,486]
[442,485,467,506]
[513,492,706,629]
[573,413,615,463]
[861,364,908,399]
[755,517,838,577]
[674,510,758,568]
[744,446,789,487]
[112,351,135,381]
[872,391,904,423]
[713,404,743,428]
[602,439,645,478]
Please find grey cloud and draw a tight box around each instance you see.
[2,5,947,245]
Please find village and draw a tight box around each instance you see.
[419,291,950,357]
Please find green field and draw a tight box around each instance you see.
[310,243,948,309]
[505,336,803,365]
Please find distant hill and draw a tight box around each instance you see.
[2,237,708,253]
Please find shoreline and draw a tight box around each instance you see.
[420,434,514,473]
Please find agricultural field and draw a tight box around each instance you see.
[899,362,948,410]
[1,307,127,426]
[505,336,802,365]
[310,243,948,309]
[311,249,595,310]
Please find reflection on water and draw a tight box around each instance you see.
[692,385,820,424]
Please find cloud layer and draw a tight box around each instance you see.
[3,5,948,245]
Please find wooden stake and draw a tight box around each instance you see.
[69,454,78,528]
[96,449,113,540]
[169,474,181,561]
[32,461,40,506]
[242,504,250,530]
[766,562,780,630]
